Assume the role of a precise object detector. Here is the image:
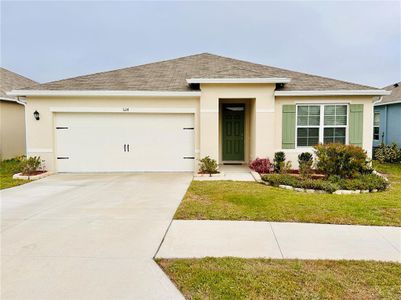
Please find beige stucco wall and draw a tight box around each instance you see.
[275,96,374,167]
[24,90,375,172]
[199,83,276,163]
[25,96,200,171]
[0,100,26,160]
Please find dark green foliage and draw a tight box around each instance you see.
[199,156,219,175]
[273,151,286,173]
[298,152,313,178]
[374,143,401,163]
[262,173,388,193]
[314,143,369,178]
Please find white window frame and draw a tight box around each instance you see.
[373,111,380,141]
[295,103,349,148]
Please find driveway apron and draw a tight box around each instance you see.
[1,173,192,300]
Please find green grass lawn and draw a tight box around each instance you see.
[157,258,401,300]
[174,163,401,226]
[0,158,28,190]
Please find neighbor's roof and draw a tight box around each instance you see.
[0,68,37,100]
[377,82,401,105]
[21,53,377,92]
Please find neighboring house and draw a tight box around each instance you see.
[373,82,401,148]
[9,53,389,172]
[0,68,37,160]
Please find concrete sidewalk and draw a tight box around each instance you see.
[156,220,401,262]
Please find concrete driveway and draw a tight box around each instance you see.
[1,173,192,300]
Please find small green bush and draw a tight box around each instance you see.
[314,143,369,178]
[374,143,401,163]
[262,174,338,193]
[21,156,42,175]
[199,156,219,176]
[273,152,286,173]
[298,152,313,178]
[261,173,388,193]
[333,174,388,191]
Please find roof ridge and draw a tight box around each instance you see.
[205,53,378,90]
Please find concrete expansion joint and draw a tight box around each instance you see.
[269,222,284,259]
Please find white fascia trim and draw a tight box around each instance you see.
[7,90,201,97]
[375,99,401,106]
[0,97,24,105]
[275,90,391,96]
[186,78,291,84]
[50,107,196,114]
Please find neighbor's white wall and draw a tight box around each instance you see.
[25,96,200,171]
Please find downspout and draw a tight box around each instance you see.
[17,96,28,158]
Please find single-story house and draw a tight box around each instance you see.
[0,68,37,160]
[373,82,401,147]
[9,53,390,173]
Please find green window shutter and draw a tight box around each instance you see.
[349,104,364,147]
[282,105,296,149]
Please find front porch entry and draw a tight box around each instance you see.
[222,104,245,162]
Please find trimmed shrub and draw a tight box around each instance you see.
[21,156,42,175]
[273,152,286,173]
[314,143,369,178]
[374,143,401,163]
[199,156,219,176]
[298,152,313,178]
[333,174,388,191]
[261,174,338,193]
[249,158,273,174]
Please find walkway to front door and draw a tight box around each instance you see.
[222,104,245,161]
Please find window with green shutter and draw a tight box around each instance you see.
[294,104,350,148]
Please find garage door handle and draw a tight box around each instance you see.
[124,144,126,152]
[127,144,130,152]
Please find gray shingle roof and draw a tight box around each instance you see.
[0,68,37,99]
[379,82,401,105]
[24,53,377,92]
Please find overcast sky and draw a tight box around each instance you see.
[1,1,400,88]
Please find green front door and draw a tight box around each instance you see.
[222,104,245,161]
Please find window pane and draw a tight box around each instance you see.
[297,137,308,147]
[336,105,347,115]
[335,128,346,137]
[298,106,308,115]
[309,106,320,115]
[374,112,380,126]
[324,127,346,144]
[297,128,307,137]
[335,115,347,125]
[324,116,335,125]
[297,116,308,126]
[308,116,320,126]
[297,128,320,147]
[324,128,334,136]
[325,105,336,115]
[309,137,319,145]
[334,137,346,144]
[373,127,380,140]
[309,128,319,137]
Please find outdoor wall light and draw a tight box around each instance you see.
[33,110,40,120]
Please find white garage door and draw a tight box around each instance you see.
[55,113,195,172]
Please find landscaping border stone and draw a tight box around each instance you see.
[13,171,52,181]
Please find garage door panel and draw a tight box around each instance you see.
[55,113,195,172]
